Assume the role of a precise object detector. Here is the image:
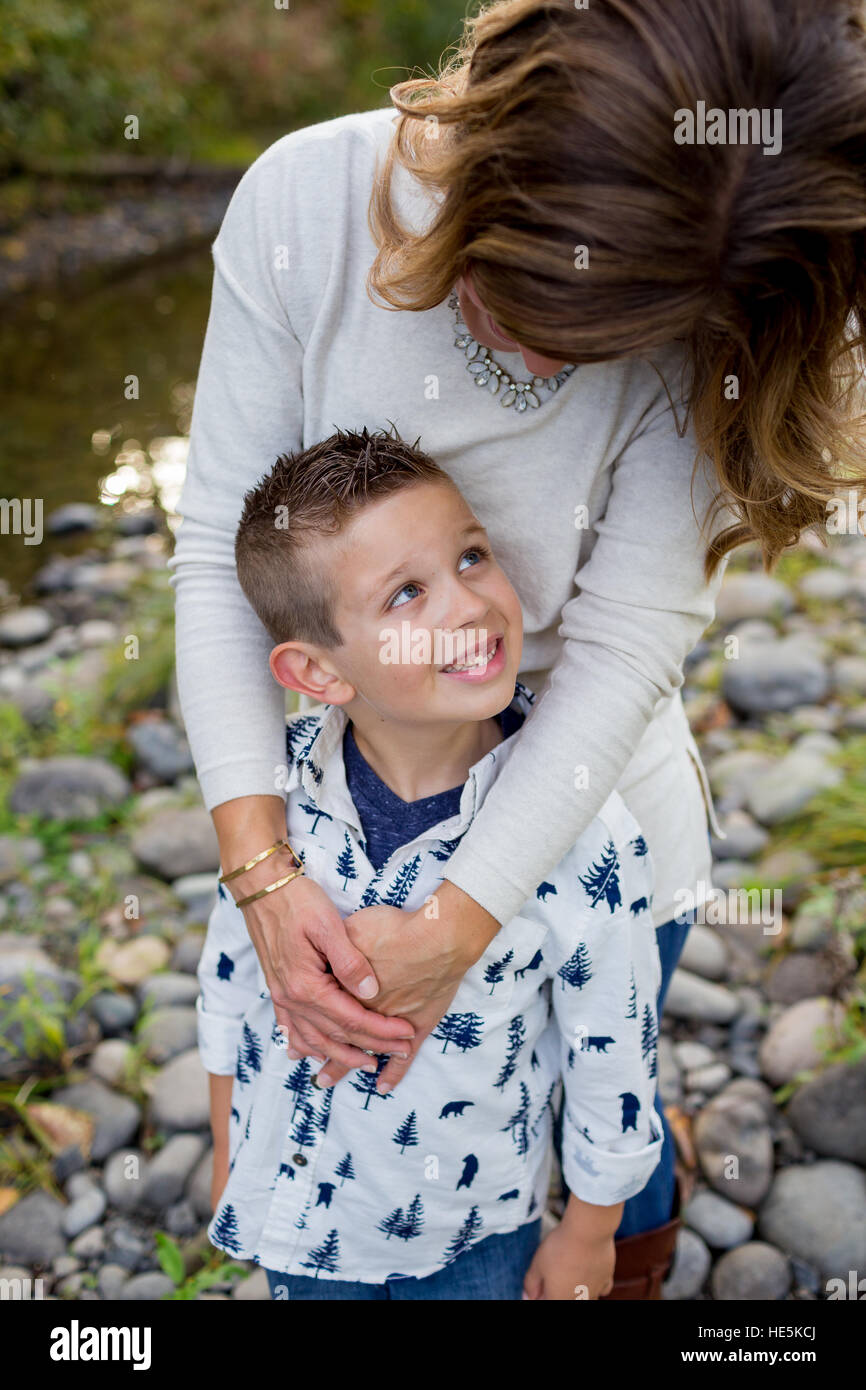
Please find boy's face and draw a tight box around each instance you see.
[274,480,523,725]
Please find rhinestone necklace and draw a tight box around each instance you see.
[449,290,577,411]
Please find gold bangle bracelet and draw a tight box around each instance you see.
[219,837,300,884]
[234,865,305,908]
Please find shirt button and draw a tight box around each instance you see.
[292,1154,308,1167]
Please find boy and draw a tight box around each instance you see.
[196,426,663,1300]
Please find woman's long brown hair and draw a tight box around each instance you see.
[367,0,866,581]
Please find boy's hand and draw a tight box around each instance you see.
[523,1220,616,1301]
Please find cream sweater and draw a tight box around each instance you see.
[167,104,731,928]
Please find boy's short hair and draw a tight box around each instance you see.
[235,424,454,647]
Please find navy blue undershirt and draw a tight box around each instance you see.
[343,701,525,872]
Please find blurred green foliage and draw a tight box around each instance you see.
[0,0,472,176]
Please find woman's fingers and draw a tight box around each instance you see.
[307,913,380,1002]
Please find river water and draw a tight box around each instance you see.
[0,246,215,595]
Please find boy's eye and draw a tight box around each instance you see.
[388,581,422,610]
[458,545,490,571]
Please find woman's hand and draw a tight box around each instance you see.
[237,859,418,1072]
[313,880,501,1091]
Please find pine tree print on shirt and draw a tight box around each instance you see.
[641,1003,658,1078]
[299,802,333,835]
[579,840,622,912]
[557,941,593,990]
[334,1153,355,1186]
[350,1059,393,1110]
[284,1057,313,1119]
[493,1015,526,1091]
[432,1011,484,1053]
[483,949,514,993]
[336,832,358,891]
[428,835,464,863]
[300,1228,341,1277]
[392,1111,419,1154]
[382,854,421,907]
[241,1021,262,1074]
[442,1206,483,1264]
[212,1203,243,1254]
[501,1081,531,1155]
[377,1193,425,1242]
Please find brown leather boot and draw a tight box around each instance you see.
[597,1175,682,1301]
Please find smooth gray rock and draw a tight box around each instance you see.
[765,947,855,1005]
[103,1223,148,1272]
[707,749,776,809]
[0,606,54,647]
[757,1161,866,1279]
[136,971,200,1009]
[51,1079,141,1162]
[684,1062,732,1095]
[97,1263,131,1299]
[163,1199,200,1238]
[746,747,842,825]
[127,720,193,783]
[0,1191,66,1264]
[786,1058,866,1164]
[678,925,729,981]
[722,638,830,716]
[171,931,205,975]
[131,808,219,881]
[119,1272,175,1301]
[798,568,851,601]
[664,969,741,1024]
[711,810,769,862]
[70,1225,106,1260]
[88,991,138,1036]
[102,1149,150,1215]
[9,756,131,821]
[0,835,44,880]
[139,1006,198,1064]
[758,997,846,1086]
[831,654,866,696]
[61,1187,107,1239]
[683,1189,755,1249]
[662,1227,712,1300]
[710,1242,791,1300]
[149,1048,210,1131]
[89,1039,135,1088]
[673,1041,716,1072]
[693,1088,774,1206]
[141,1134,207,1211]
[46,502,100,534]
[186,1148,214,1222]
[715,574,795,624]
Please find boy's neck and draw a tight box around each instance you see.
[345,708,504,804]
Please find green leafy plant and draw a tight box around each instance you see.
[154,1231,249,1299]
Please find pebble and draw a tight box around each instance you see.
[692,1086,774,1205]
[131,807,220,881]
[714,573,795,624]
[684,1062,731,1095]
[722,638,830,716]
[798,567,851,601]
[163,1199,200,1238]
[746,744,843,826]
[0,835,44,880]
[0,1191,66,1265]
[673,1041,716,1072]
[788,895,835,951]
[664,970,741,1024]
[61,1187,107,1238]
[139,1006,199,1064]
[149,1048,211,1131]
[677,925,729,981]
[682,1189,755,1249]
[831,654,866,696]
[103,1222,148,1272]
[172,872,218,924]
[662,1227,712,1300]
[142,1133,207,1211]
[137,971,200,1008]
[171,930,205,975]
[707,749,776,809]
[757,1161,866,1280]
[96,935,171,985]
[46,502,100,534]
[103,1149,150,1214]
[51,1079,141,1161]
[0,606,54,648]
[765,947,855,1005]
[119,1272,175,1300]
[88,991,139,1036]
[710,810,769,861]
[786,1057,866,1165]
[758,997,846,1086]
[710,1242,791,1300]
[70,1225,106,1261]
[97,1263,130,1299]
[89,1038,135,1087]
[127,719,193,782]
[9,756,131,820]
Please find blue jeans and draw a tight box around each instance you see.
[264,1218,542,1300]
[553,909,694,1238]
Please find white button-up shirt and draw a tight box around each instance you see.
[196,681,663,1282]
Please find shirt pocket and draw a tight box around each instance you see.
[451,912,551,1016]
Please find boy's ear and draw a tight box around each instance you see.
[269,642,355,705]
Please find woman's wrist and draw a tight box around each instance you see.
[211,794,296,905]
[433,879,501,969]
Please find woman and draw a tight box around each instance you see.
[169,0,866,1297]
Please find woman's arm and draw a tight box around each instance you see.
[347,361,737,1093]
[169,138,417,1064]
